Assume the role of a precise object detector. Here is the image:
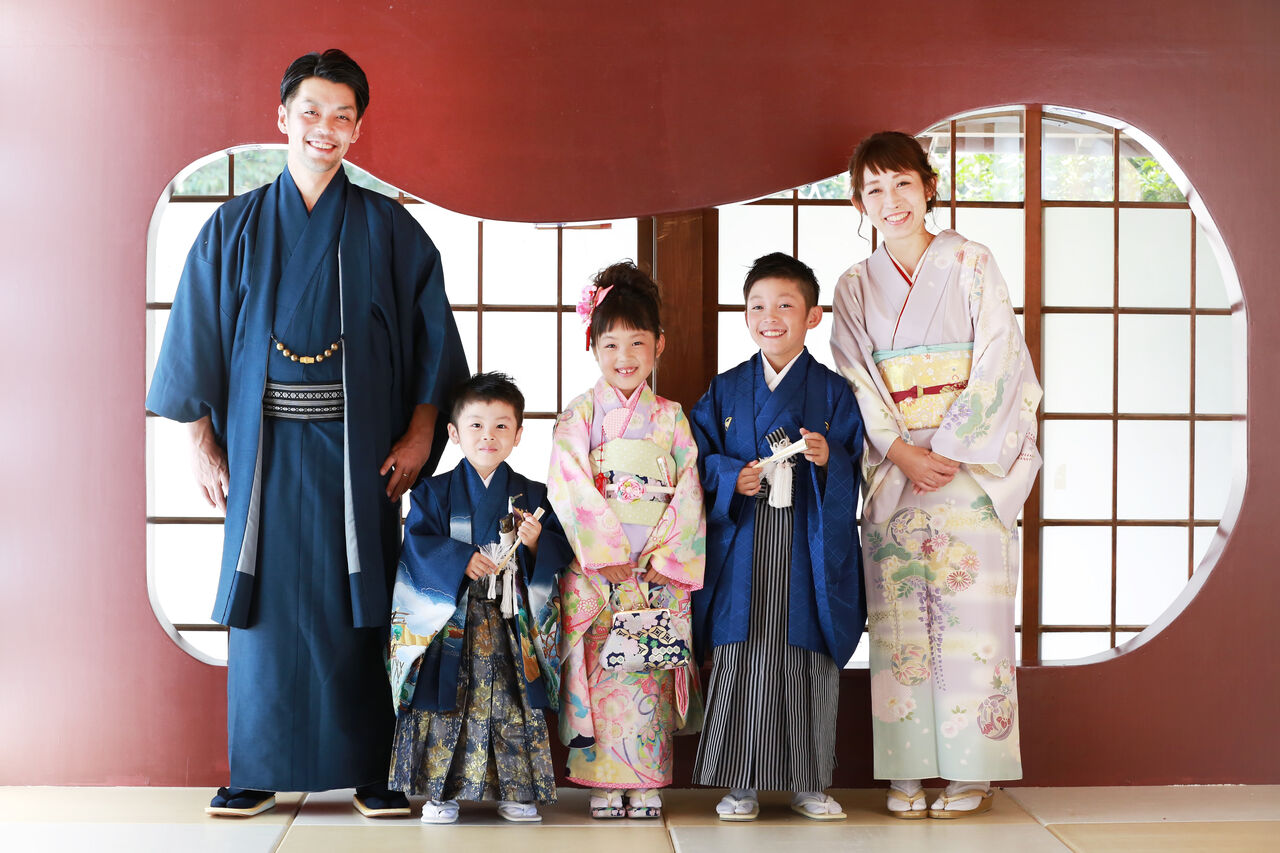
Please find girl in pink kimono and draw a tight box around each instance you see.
[831,132,1042,819]
[547,262,706,819]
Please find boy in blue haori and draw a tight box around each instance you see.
[147,50,467,818]
[690,253,865,822]
[387,373,574,824]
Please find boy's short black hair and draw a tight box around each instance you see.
[742,252,820,310]
[448,372,525,427]
[280,49,370,119]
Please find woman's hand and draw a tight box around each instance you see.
[887,439,960,493]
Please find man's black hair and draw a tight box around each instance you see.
[449,372,526,427]
[742,251,821,309]
[280,49,370,119]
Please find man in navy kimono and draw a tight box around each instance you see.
[147,49,468,817]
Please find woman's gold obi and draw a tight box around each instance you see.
[872,342,973,430]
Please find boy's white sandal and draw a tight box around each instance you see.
[497,801,542,822]
[790,791,847,821]
[420,799,460,824]
[716,792,760,821]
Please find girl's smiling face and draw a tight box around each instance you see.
[593,324,664,396]
[856,166,934,242]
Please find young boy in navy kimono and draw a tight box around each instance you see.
[386,372,573,824]
[689,253,865,821]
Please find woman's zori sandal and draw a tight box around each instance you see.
[419,799,460,825]
[886,779,928,820]
[589,789,626,819]
[497,801,542,822]
[715,788,760,822]
[625,788,663,819]
[928,782,994,819]
[790,791,847,821]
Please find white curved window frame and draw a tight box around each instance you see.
[146,144,640,665]
[713,105,1246,665]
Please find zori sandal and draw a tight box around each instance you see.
[625,789,663,819]
[205,788,276,817]
[419,799,460,824]
[497,801,542,822]
[886,786,928,819]
[929,787,994,819]
[790,791,847,821]
[716,792,760,822]
[590,789,625,819]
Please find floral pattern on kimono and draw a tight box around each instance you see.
[831,230,1040,782]
[548,378,706,788]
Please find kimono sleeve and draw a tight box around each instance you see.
[396,214,469,414]
[639,405,707,591]
[398,483,474,601]
[392,211,469,474]
[690,380,750,526]
[546,397,633,571]
[930,244,1043,475]
[830,266,910,468]
[523,491,575,620]
[145,212,236,433]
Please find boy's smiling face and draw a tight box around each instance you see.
[744,276,823,372]
[447,399,523,480]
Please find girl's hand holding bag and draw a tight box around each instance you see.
[600,577,691,672]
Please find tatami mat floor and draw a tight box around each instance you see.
[1,785,1276,852]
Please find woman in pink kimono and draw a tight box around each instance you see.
[831,132,1042,819]
[547,262,706,820]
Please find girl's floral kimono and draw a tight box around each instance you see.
[548,378,706,789]
[831,229,1042,783]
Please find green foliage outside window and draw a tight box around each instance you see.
[172,149,400,199]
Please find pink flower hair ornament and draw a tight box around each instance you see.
[576,282,614,350]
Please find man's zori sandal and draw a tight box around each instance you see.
[790,791,847,821]
[497,801,542,822]
[353,785,412,818]
[886,786,928,819]
[716,792,760,821]
[589,789,626,819]
[205,787,276,817]
[929,787,994,819]
[625,788,663,819]
[420,799,460,824]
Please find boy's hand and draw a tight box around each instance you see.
[465,551,498,580]
[799,428,829,467]
[598,563,634,583]
[735,461,763,496]
[514,508,542,548]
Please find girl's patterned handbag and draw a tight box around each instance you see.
[600,579,691,672]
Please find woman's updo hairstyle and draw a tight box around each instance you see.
[848,131,939,212]
[588,261,663,349]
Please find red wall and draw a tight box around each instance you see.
[2,0,1277,785]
